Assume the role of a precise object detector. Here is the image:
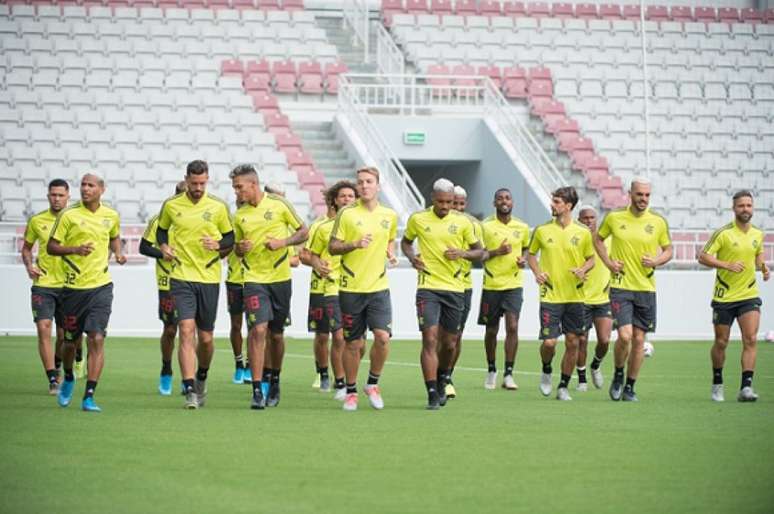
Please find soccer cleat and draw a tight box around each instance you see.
[502,374,519,390]
[556,387,572,401]
[184,391,198,410]
[426,392,441,410]
[622,389,639,402]
[250,391,265,410]
[438,385,447,407]
[319,376,332,392]
[58,378,75,407]
[364,385,384,410]
[484,371,497,390]
[576,382,588,392]
[737,386,759,402]
[342,393,358,411]
[261,381,270,398]
[444,382,457,399]
[609,381,623,401]
[266,383,280,407]
[591,368,604,389]
[81,397,102,413]
[232,367,244,385]
[194,379,207,408]
[711,384,724,402]
[74,359,85,379]
[312,375,321,389]
[333,387,347,401]
[539,373,552,397]
[158,374,173,396]
[48,382,60,396]
[242,368,252,384]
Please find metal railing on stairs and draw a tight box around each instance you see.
[341,0,370,64]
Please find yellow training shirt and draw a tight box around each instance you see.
[307,216,340,296]
[24,209,65,288]
[142,215,178,292]
[459,212,482,290]
[703,222,764,303]
[584,238,612,305]
[480,214,530,291]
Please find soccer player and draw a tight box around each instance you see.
[231,165,308,409]
[594,177,672,402]
[329,166,399,412]
[47,173,126,412]
[301,180,358,399]
[698,190,770,402]
[157,160,234,409]
[446,185,484,399]
[576,205,613,391]
[527,187,595,401]
[478,188,530,390]
[22,178,72,394]
[401,179,484,409]
[139,181,187,396]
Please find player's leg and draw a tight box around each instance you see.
[576,331,589,391]
[327,297,346,399]
[418,291,442,409]
[158,323,176,395]
[446,288,471,398]
[265,281,292,407]
[189,283,219,407]
[35,318,58,393]
[171,280,199,407]
[313,332,330,390]
[262,335,273,396]
[54,325,64,383]
[338,291,367,410]
[80,283,113,412]
[229,312,245,384]
[502,312,519,390]
[363,290,393,409]
[621,292,656,401]
[538,303,562,397]
[556,304,584,400]
[435,293,462,406]
[479,290,500,388]
[247,321,268,409]
[710,317,731,402]
[590,310,613,389]
[609,290,633,401]
[737,304,761,401]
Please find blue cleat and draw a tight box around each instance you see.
[81,397,102,413]
[261,381,269,397]
[159,374,173,396]
[243,367,252,384]
[233,367,244,384]
[58,378,75,407]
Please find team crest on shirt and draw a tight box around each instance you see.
[264,210,273,221]
[380,219,390,230]
[102,219,111,228]
[752,240,759,248]
[448,224,458,235]
[619,224,627,230]
[570,235,580,246]
[644,223,654,234]
[512,230,520,238]
[202,211,212,222]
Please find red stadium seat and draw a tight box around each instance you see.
[477,65,502,88]
[646,5,669,22]
[765,8,774,23]
[546,116,579,136]
[502,67,527,99]
[583,168,608,188]
[244,74,271,92]
[598,3,622,20]
[551,3,574,19]
[272,59,296,75]
[297,168,325,188]
[530,97,564,119]
[298,61,323,94]
[740,8,764,24]
[286,150,314,168]
[600,189,628,209]
[717,7,740,23]
[275,132,302,151]
[479,0,501,17]
[252,92,279,113]
[208,0,231,9]
[526,2,550,17]
[264,112,290,128]
[245,58,271,77]
[258,0,281,9]
[382,0,404,11]
[221,59,244,77]
[558,134,593,153]
[581,154,609,173]
[430,0,452,15]
[406,0,429,14]
[694,7,717,23]
[574,3,597,19]
[622,4,642,21]
[323,61,347,94]
[451,64,476,86]
[527,80,553,99]
[455,0,477,16]
[528,66,552,81]
[669,6,693,22]
[502,1,526,17]
[282,0,304,11]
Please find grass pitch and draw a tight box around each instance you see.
[0,335,772,514]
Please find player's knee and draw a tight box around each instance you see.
[741,334,757,347]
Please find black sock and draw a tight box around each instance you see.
[577,366,587,383]
[487,360,496,373]
[713,367,723,385]
[161,360,173,376]
[75,348,83,362]
[437,368,449,387]
[367,371,380,385]
[346,382,357,394]
[235,355,244,370]
[741,370,754,389]
[46,369,58,384]
[319,366,329,380]
[252,380,262,395]
[542,361,552,374]
[624,377,636,391]
[559,373,570,389]
[504,361,514,376]
[55,357,62,370]
[64,368,74,382]
[196,367,208,381]
[83,380,97,399]
[315,362,322,374]
[262,368,272,382]
[590,356,602,370]
[271,369,280,385]
[614,367,624,383]
[334,377,345,389]
[425,380,438,394]
[182,378,194,393]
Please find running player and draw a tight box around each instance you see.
[594,177,672,402]
[139,181,187,395]
[401,179,484,409]
[157,160,234,409]
[329,166,399,412]
[527,187,595,401]
[576,205,613,391]
[698,190,769,402]
[301,180,358,399]
[478,188,530,390]
[47,173,126,412]
[231,165,308,409]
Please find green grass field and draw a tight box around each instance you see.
[1,335,773,514]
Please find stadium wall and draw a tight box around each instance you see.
[1,265,772,341]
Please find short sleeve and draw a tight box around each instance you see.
[462,218,477,247]
[403,214,418,241]
[657,218,671,247]
[50,211,70,243]
[109,212,120,239]
[597,213,612,239]
[233,215,244,242]
[331,209,350,242]
[217,203,233,234]
[756,233,764,256]
[527,227,541,255]
[389,212,398,240]
[581,229,594,258]
[521,225,531,250]
[158,200,172,230]
[309,225,327,255]
[23,219,37,244]
[143,217,158,244]
[702,230,723,255]
[281,201,303,231]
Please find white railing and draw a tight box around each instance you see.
[337,76,425,220]
[341,0,369,64]
[375,24,405,82]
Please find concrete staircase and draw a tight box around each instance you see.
[292,120,357,186]
[315,15,379,74]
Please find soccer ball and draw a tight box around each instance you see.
[643,341,654,358]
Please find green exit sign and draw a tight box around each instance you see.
[403,130,426,145]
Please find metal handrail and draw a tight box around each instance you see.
[375,24,405,82]
[341,0,370,64]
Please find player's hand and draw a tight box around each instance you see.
[387,247,399,268]
[641,255,658,268]
[356,233,373,249]
[725,261,745,273]
[410,256,426,272]
[115,254,127,265]
[76,242,95,256]
[160,243,176,261]
[496,239,512,256]
[265,238,286,251]
[608,259,624,274]
[201,236,220,251]
[444,247,464,261]
[571,267,587,281]
[237,240,253,255]
[535,271,549,285]
[516,255,526,268]
[314,259,331,277]
[762,263,770,281]
[26,265,42,280]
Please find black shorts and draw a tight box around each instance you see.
[158,289,178,326]
[539,302,586,340]
[61,283,113,342]
[583,302,612,332]
[460,288,473,332]
[170,279,219,332]
[610,288,657,333]
[307,293,343,334]
[226,282,244,316]
[339,289,392,342]
[478,288,523,327]
[712,297,762,327]
[243,280,292,334]
[30,285,63,324]
[416,289,464,334]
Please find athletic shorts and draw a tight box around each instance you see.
[307,293,342,334]
[712,297,762,327]
[460,288,473,332]
[478,288,523,327]
[30,285,63,324]
[170,279,219,332]
[610,288,657,333]
[226,282,244,316]
[243,280,292,333]
[339,289,392,342]
[416,289,464,334]
[158,289,178,326]
[61,283,113,342]
[539,302,586,340]
[583,302,612,332]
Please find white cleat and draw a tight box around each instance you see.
[711,384,724,402]
[312,375,320,389]
[333,387,347,401]
[364,385,384,410]
[484,371,497,390]
[556,387,572,401]
[737,386,759,402]
[576,382,588,392]
[502,374,518,390]
[539,373,552,397]
[342,393,358,411]
[591,368,604,389]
